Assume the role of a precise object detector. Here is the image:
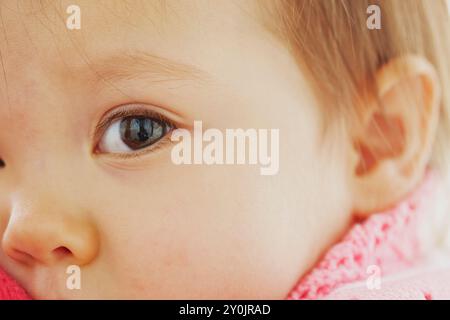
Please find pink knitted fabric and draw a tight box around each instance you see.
[0,267,30,300]
[325,267,450,299]
[287,171,438,300]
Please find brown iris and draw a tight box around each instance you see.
[119,116,169,150]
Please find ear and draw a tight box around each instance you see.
[350,55,441,216]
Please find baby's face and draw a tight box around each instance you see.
[0,0,353,299]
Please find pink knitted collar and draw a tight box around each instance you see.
[287,171,437,300]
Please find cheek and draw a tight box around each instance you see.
[91,163,312,298]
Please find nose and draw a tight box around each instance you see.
[2,195,99,267]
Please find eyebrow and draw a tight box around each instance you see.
[84,50,211,85]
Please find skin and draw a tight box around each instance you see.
[0,0,440,299]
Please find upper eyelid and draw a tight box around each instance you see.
[95,107,175,135]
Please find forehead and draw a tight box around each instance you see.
[0,0,267,93]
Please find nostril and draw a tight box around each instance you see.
[0,158,5,168]
[9,248,35,265]
[52,246,72,259]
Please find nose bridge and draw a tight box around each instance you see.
[20,153,76,191]
[5,99,81,196]
[1,75,45,142]
[1,81,71,175]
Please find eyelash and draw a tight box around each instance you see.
[94,105,177,159]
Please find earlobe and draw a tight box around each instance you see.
[351,55,441,216]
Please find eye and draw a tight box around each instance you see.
[97,114,173,154]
